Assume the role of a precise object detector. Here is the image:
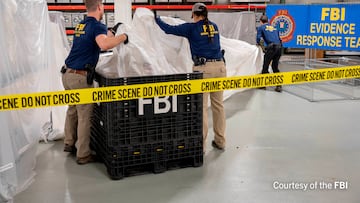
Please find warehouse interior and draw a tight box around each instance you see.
[13,84,360,203]
[1,0,360,202]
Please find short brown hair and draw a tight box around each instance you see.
[84,0,102,12]
[260,15,268,23]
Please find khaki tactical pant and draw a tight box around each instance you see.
[193,61,227,151]
[62,72,94,159]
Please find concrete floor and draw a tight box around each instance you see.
[14,83,360,203]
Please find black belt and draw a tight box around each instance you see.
[268,43,282,48]
[193,57,224,66]
[206,58,223,62]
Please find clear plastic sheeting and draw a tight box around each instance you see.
[44,11,69,142]
[209,11,257,45]
[96,8,263,100]
[48,11,71,53]
[0,0,68,202]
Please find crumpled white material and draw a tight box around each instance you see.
[96,8,263,100]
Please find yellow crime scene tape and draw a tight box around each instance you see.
[1,65,360,111]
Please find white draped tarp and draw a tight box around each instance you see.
[0,1,68,202]
[97,8,263,100]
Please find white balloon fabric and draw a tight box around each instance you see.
[96,8,263,100]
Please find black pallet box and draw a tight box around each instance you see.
[91,72,203,180]
[91,135,203,180]
[93,107,202,144]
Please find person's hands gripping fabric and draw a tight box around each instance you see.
[257,40,266,53]
[109,22,129,44]
[109,22,122,35]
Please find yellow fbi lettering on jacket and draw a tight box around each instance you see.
[265,25,277,32]
[201,24,219,37]
[74,24,86,37]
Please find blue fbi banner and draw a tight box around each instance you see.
[266,4,360,51]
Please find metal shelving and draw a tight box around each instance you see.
[48,4,266,11]
[47,3,266,35]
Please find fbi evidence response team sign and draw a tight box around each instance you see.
[266,4,360,51]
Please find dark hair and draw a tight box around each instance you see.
[260,15,268,23]
[84,0,102,12]
[194,7,214,43]
[193,5,207,18]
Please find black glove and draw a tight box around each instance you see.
[110,22,122,35]
[123,33,129,44]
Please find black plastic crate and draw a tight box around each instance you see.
[90,133,203,180]
[91,128,203,180]
[91,136,155,166]
[167,137,203,161]
[91,134,167,179]
[92,126,202,164]
[92,111,202,145]
[91,72,203,180]
[91,122,203,162]
[105,156,202,180]
[94,94,202,123]
[92,72,203,146]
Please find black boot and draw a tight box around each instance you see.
[275,86,282,93]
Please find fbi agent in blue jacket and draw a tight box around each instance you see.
[62,0,128,164]
[155,3,227,152]
[256,15,283,92]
